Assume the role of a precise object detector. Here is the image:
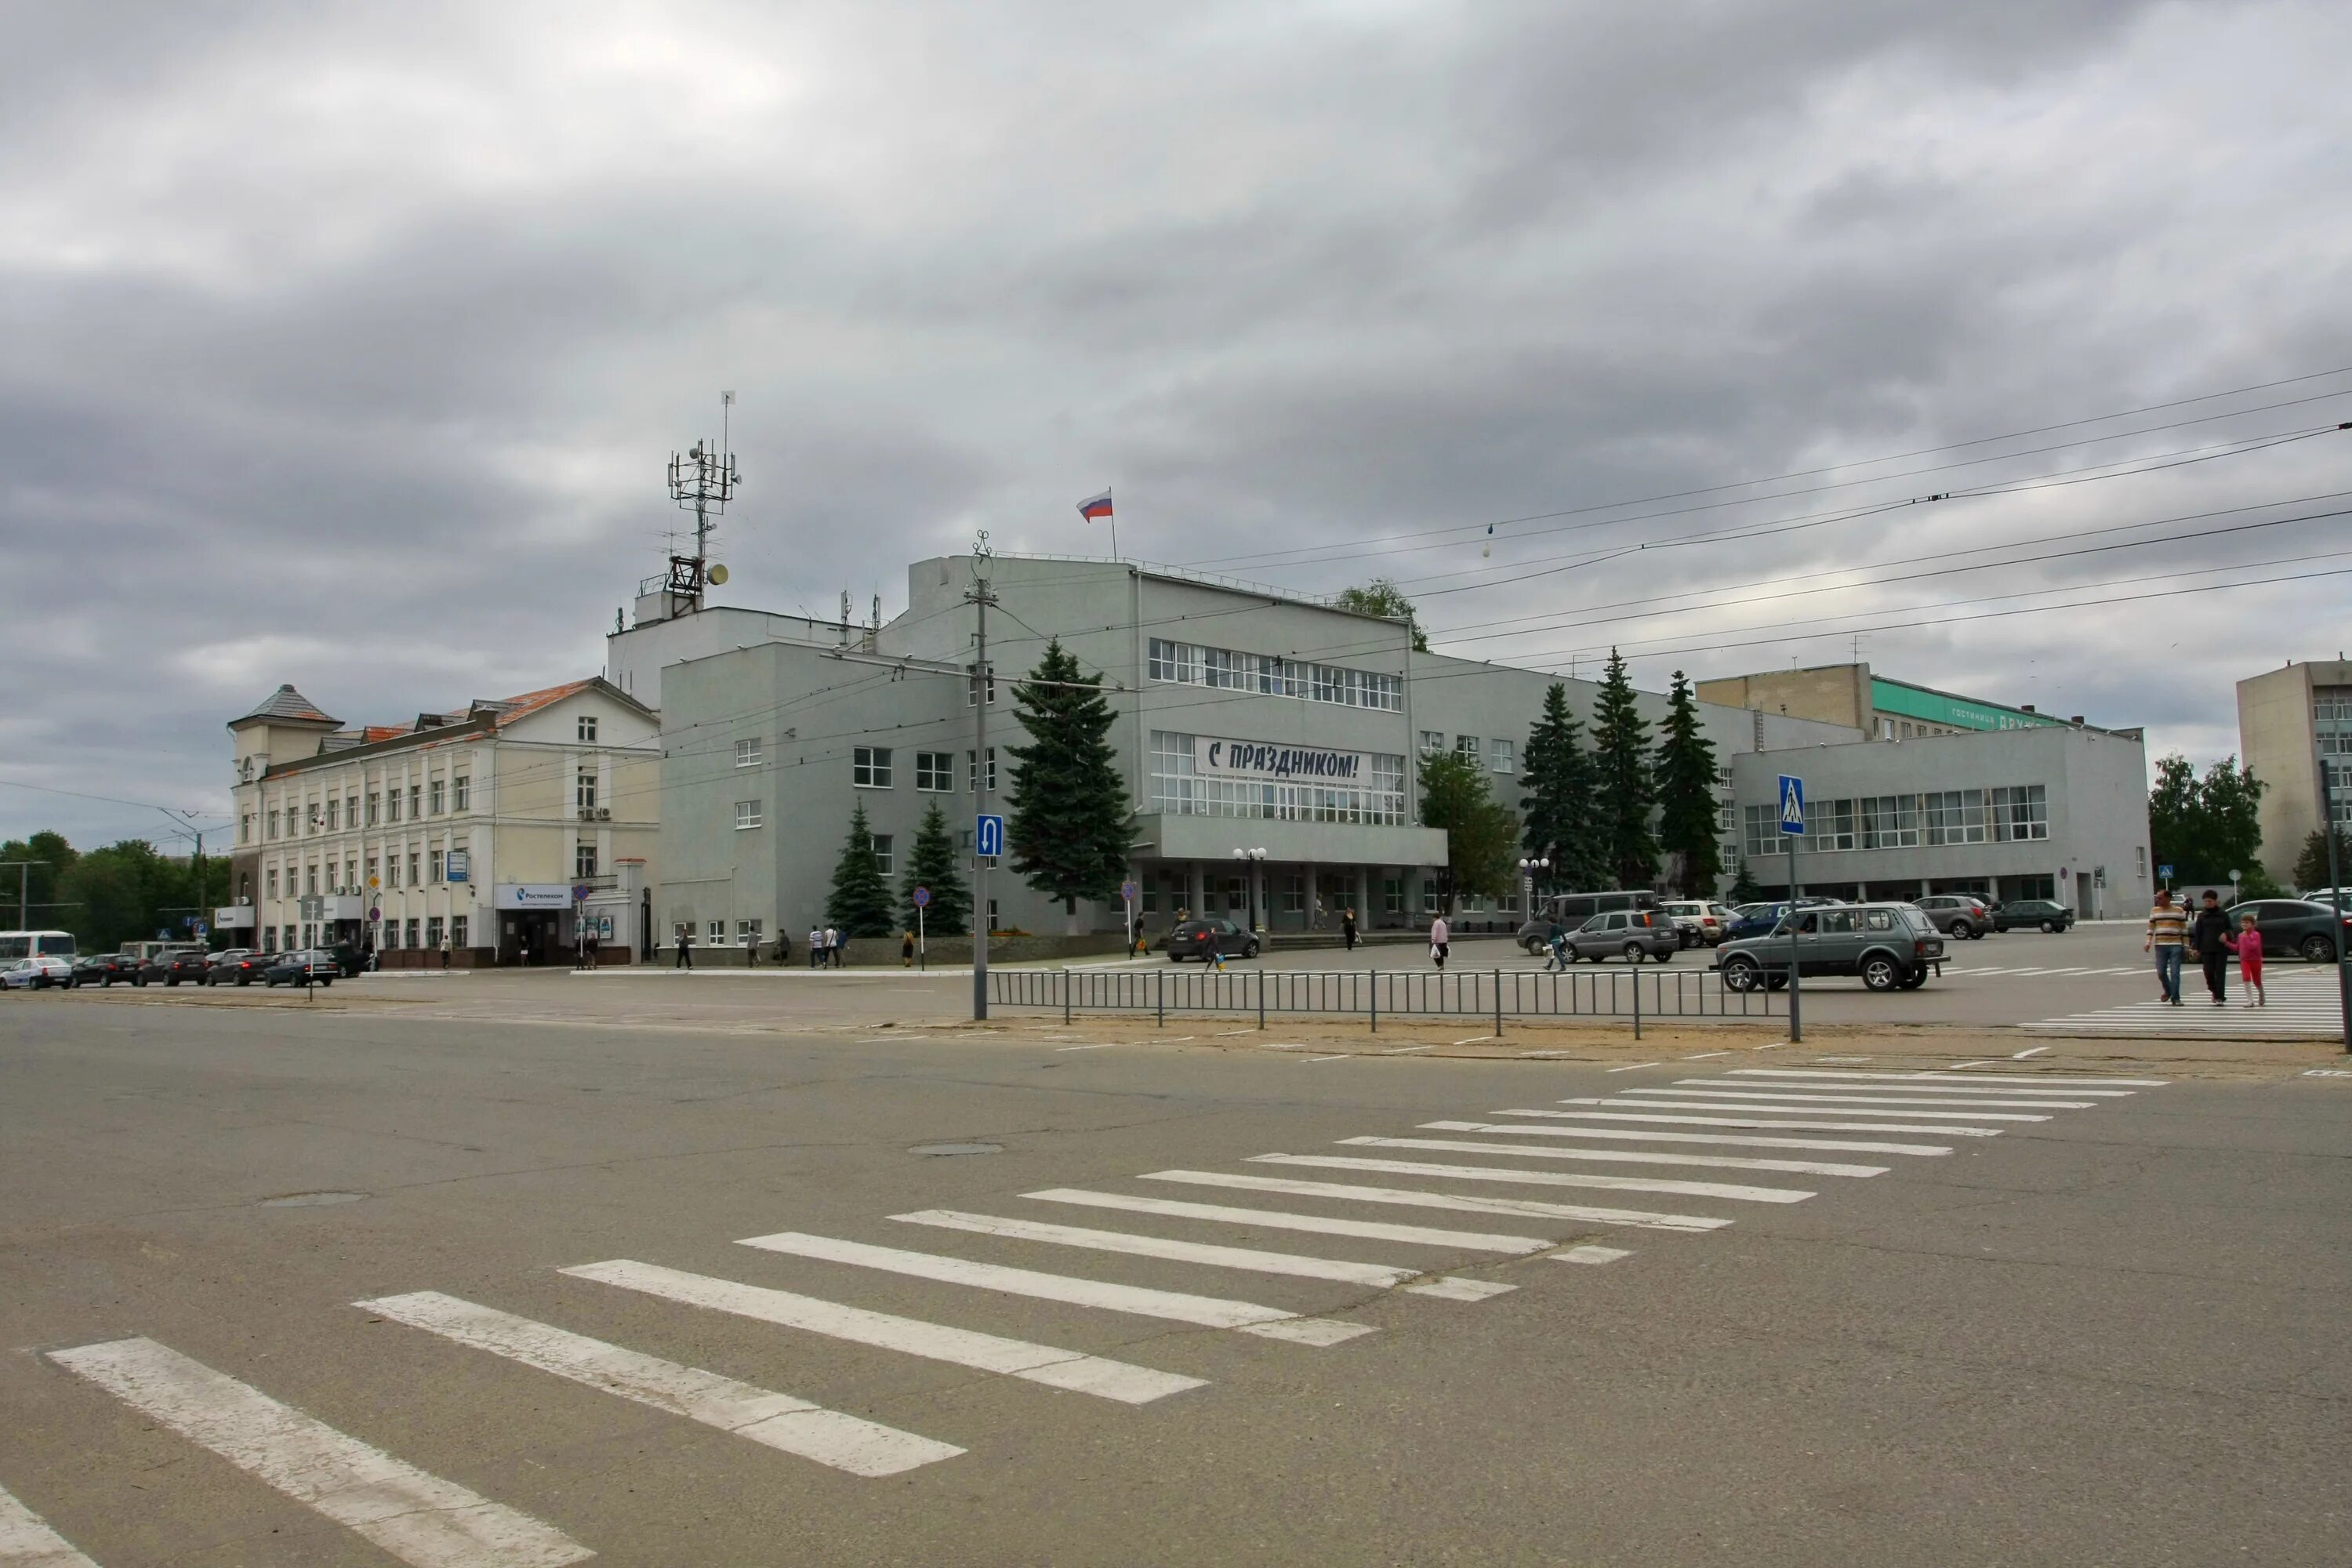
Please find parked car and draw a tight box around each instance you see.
[1991,898,2076,933]
[68,954,116,986]
[1515,890,1660,953]
[205,949,270,986]
[2,955,76,990]
[1715,903,1944,993]
[2225,898,2352,964]
[1915,894,1992,939]
[263,949,339,986]
[1560,908,1680,964]
[136,948,214,987]
[1721,897,1842,941]
[80,953,143,987]
[1659,900,1733,947]
[1162,919,1259,963]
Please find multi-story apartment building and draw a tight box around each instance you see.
[2237,658,2352,887]
[223,679,661,964]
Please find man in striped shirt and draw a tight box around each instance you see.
[2145,890,2187,1006]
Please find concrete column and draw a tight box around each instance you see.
[1302,860,1319,929]
[1356,866,1372,927]
[1186,861,1206,922]
[1249,861,1265,931]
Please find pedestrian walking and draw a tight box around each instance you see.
[774,928,790,966]
[2144,890,2184,1005]
[675,927,695,971]
[823,925,840,969]
[1429,913,1450,970]
[902,930,915,967]
[1341,909,1358,952]
[2224,913,2266,1007]
[2189,890,2233,1006]
[1544,916,1568,972]
[744,927,758,968]
[808,927,823,969]
[439,934,452,970]
[586,928,601,967]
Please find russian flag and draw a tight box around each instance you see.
[1076,488,1114,521]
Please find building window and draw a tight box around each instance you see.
[738,919,764,946]
[426,916,444,949]
[266,808,279,840]
[304,864,318,895]
[429,849,444,884]
[575,842,598,878]
[1490,739,1515,775]
[579,716,599,742]
[915,751,954,791]
[872,834,894,876]
[1454,735,1480,766]
[1860,793,1919,849]
[428,779,445,815]
[735,738,763,768]
[366,793,381,826]
[706,919,726,943]
[2135,845,2147,877]
[405,918,420,949]
[345,793,358,828]
[1924,789,1987,845]
[575,771,597,812]
[735,800,764,830]
[964,668,998,706]
[386,855,400,889]
[450,916,467,948]
[1992,784,2049,841]
[1743,803,1791,861]
[325,797,339,831]
[1145,729,1405,826]
[343,856,357,888]
[267,867,279,898]
[452,775,470,811]
[409,785,423,820]
[967,749,996,793]
[365,856,378,886]
[1384,877,1404,915]
[407,851,420,886]
[1282,874,1305,913]
[852,746,894,788]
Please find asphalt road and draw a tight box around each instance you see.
[3,990,2347,1566]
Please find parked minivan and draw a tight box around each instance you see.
[1516,890,1660,953]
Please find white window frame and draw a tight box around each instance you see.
[735,738,763,768]
[735,799,764,830]
[852,746,894,789]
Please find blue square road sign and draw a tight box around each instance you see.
[1777,775,1806,836]
[975,814,1005,858]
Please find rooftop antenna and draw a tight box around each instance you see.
[663,390,740,614]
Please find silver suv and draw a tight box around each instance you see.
[1559,908,1681,964]
[1715,902,1944,992]
[1914,894,1991,940]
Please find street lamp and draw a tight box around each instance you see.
[1232,847,1268,931]
[1519,856,1551,928]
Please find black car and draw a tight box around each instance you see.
[136,948,213,986]
[205,949,270,986]
[1162,918,1260,962]
[2226,898,2351,964]
[263,949,336,987]
[1991,899,2075,933]
[81,953,142,987]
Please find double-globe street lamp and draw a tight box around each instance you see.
[1518,856,1552,931]
[1232,846,1268,932]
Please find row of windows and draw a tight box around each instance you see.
[850,747,994,792]
[1148,639,1404,713]
[256,775,472,843]
[1419,732,1516,774]
[1742,786,2049,858]
[263,840,470,897]
[1145,731,1407,825]
[2313,690,2351,724]
[259,916,469,953]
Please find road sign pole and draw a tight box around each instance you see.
[971,558,993,1022]
[918,903,926,971]
[1787,831,1802,1045]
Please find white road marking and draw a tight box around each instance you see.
[1645,1087,2094,1110]
[1307,1054,1352,1062]
[1024,1189,1555,1253]
[1449,1036,1487,1046]
[46,1337,591,1568]
[561,1260,1200,1403]
[1338,1135,1885,1178]
[1555,1245,1632,1265]
[1604,1062,1662,1073]
[355,1291,959,1477]
[1944,1059,1999,1069]
[1533,1109,2003,1137]
[1682,1051,1731,1060]
[1812,1055,1872,1062]
[1402,1277,1518,1301]
[1140,1170,1733,1232]
[1388,1044,1439,1054]
[1457,1116,1951,1156]
[890,1209,1415,1287]
[1054,1043,1123,1052]
[1519,1050,1577,1058]
[1581,1097,2048,1123]
[0,1485,97,1567]
[2013,1045,2052,1059]
[1245,1154,1811,1204]
[1683,1079,2136,1099]
[1215,1028,1255,1036]
[735,1232,1374,1345]
[1730,1068,2166,1087]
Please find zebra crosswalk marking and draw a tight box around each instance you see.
[46,1337,591,1568]
[1577,1096,2049,1123]
[1141,1169,1733,1232]
[1461,1115,1953,1156]
[1650,1087,2100,1109]
[0,1484,98,1567]
[355,1291,962,1477]
[1337,1135,1886,1178]
[561,1259,1204,1404]
[1020,1189,1555,1254]
[1727,1069,2165,1087]
[890,1209,1419,1288]
[735,1231,1377,1345]
[1527,1109,2005,1138]
[1243,1153,1811,1204]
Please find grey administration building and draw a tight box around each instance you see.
[610,554,2154,947]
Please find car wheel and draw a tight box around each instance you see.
[1243,942,1260,960]
[1652,947,1673,964]
[1968,927,1984,939]
[2040,920,2056,934]
[1898,969,1928,990]
[1167,953,1181,963]
[1947,921,1967,938]
[2301,934,2337,964]
[1523,938,1542,956]
[133,975,146,986]
[1720,956,1762,992]
[1861,956,1901,991]
[238,976,252,986]
[1622,942,1646,963]
[1765,973,1788,991]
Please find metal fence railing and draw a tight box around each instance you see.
[988,964,1778,1037]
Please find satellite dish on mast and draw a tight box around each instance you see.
[708,564,730,586]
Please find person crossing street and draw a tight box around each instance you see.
[2189,890,2233,1006]
[2144,889,2184,1005]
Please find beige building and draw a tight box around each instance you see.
[2236,659,2352,887]
[1697,662,2100,742]
[223,679,661,965]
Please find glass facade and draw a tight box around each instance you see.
[1147,731,1406,824]
[1148,637,1403,712]
[1744,784,2046,859]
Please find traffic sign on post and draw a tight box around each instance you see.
[1777,774,1806,1047]
[912,886,931,909]
[1120,879,1138,903]
[975,814,1005,858]
[1777,775,1807,835]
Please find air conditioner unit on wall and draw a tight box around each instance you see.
[597,808,611,820]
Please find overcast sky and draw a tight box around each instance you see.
[6,0,2350,849]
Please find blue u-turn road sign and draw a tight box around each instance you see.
[1777,775,1807,835]
[975,814,1005,858]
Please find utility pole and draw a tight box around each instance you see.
[2321,747,2350,1052]
[1,861,47,930]
[968,534,997,1022]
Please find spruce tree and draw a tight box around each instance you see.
[1519,682,1604,891]
[899,800,970,937]
[1654,670,1723,897]
[1004,638,1131,929]
[1589,648,1660,888]
[826,800,897,937]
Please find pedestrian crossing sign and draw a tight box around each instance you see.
[1777,775,1806,835]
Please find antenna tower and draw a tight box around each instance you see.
[662,390,741,612]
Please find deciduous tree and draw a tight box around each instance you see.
[1419,749,1517,914]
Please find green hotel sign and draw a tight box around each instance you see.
[1871,678,2064,733]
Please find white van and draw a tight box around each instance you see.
[0,930,76,963]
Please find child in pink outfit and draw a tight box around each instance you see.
[2223,915,2265,1007]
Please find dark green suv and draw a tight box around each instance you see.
[1991,899,2074,933]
